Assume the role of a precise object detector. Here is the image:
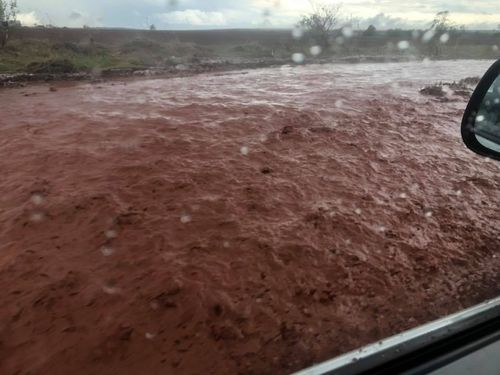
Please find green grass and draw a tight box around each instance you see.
[0,39,137,73]
[0,35,498,75]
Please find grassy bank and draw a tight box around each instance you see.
[0,27,499,75]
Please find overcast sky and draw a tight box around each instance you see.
[15,0,500,30]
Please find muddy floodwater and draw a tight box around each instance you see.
[2,60,500,375]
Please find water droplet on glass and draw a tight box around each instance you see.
[492,45,499,52]
[397,41,410,50]
[476,115,485,122]
[425,211,433,218]
[439,33,450,44]
[292,53,305,64]
[31,194,44,205]
[180,214,192,224]
[292,27,303,39]
[456,190,462,197]
[422,29,436,43]
[102,285,121,295]
[354,208,362,215]
[30,212,44,222]
[411,30,420,39]
[100,246,115,257]
[240,146,249,156]
[310,45,322,56]
[342,27,353,38]
[105,230,117,239]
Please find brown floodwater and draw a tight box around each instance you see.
[1,60,500,375]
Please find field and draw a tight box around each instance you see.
[0,27,499,79]
[1,59,500,374]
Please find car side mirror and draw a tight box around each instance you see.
[462,60,500,160]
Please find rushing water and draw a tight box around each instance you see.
[1,60,500,375]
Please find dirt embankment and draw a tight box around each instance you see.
[1,61,500,375]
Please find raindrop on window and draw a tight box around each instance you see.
[422,29,436,43]
[411,30,420,39]
[31,194,44,205]
[439,33,450,44]
[456,190,462,197]
[493,45,499,52]
[310,45,322,56]
[102,285,121,295]
[100,246,115,257]
[476,115,485,123]
[425,211,433,218]
[180,214,192,224]
[30,212,44,222]
[240,146,249,155]
[354,208,362,215]
[105,229,117,239]
[292,53,305,64]
[292,27,303,39]
[342,27,353,38]
[397,41,410,50]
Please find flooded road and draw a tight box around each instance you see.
[1,60,500,375]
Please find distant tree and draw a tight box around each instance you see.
[0,0,17,48]
[431,11,456,32]
[298,0,341,47]
[426,11,456,57]
[363,24,377,36]
[149,24,156,31]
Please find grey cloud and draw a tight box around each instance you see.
[16,0,500,30]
